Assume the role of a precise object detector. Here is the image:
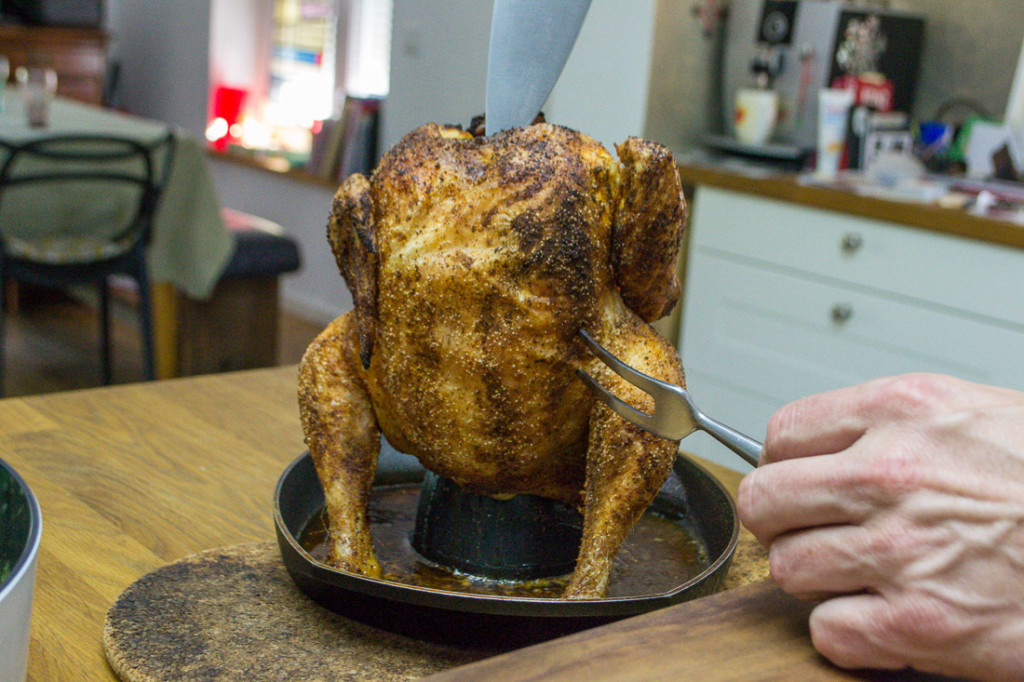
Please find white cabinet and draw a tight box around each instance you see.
[678,186,1024,471]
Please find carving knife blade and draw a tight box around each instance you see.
[485,0,592,136]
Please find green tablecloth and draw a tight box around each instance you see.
[0,93,233,300]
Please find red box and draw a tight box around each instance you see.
[830,73,895,112]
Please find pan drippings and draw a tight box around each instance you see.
[300,484,708,599]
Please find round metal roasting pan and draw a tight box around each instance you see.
[274,447,738,649]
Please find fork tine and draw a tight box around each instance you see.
[575,369,660,434]
[577,329,763,463]
[578,329,666,397]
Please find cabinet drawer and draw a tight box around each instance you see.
[690,186,1024,327]
[680,254,1024,411]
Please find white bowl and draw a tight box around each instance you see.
[0,459,42,682]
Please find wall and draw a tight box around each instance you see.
[645,0,1024,153]
[106,0,212,138]
[114,0,658,325]
[909,0,1024,122]
[208,0,273,107]
[207,162,351,324]
[106,0,349,323]
[383,0,657,154]
[380,0,491,148]
[205,0,354,324]
[105,1,1022,325]
[543,0,657,151]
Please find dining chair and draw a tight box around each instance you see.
[0,132,176,395]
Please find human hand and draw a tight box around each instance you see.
[737,373,1024,680]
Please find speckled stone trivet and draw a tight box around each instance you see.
[102,542,488,682]
[723,531,770,591]
[103,532,769,682]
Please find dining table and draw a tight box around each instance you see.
[0,91,234,380]
[0,365,950,680]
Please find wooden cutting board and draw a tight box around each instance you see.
[426,580,962,681]
[102,542,490,681]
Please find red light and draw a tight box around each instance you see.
[210,85,248,150]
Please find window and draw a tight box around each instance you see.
[208,0,392,172]
[267,0,339,127]
[344,0,391,98]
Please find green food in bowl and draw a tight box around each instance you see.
[1,457,41,682]
[0,464,32,588]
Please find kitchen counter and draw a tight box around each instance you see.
[675,155,1024,251]
[0,366,772,680]
[671,154,1024,471]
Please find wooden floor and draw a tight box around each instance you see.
[1,288,324,398]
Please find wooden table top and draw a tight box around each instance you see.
[1,367,304,680]
[2,366,767,680]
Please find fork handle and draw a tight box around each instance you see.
[695,413,762,467]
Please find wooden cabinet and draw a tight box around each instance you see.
[0,25,108,105]
[678,186,1024,471]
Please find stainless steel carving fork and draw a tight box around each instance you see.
[577,329,762,467]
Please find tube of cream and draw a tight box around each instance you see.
[816,88,855,178]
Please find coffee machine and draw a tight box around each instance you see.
[709,0,925,160]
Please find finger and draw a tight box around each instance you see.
[737,448,872,544]
[765,368,1011,464]
[741,423,930,545]
[767,524,883,598]
[762,381,882,464]
[763,374,975,465]
[808,593,912,671]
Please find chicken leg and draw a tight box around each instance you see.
[298,314,383,577]
[564,297,685,598]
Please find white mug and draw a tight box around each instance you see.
[734,88,778,147]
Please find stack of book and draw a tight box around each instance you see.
[306,96,382,182]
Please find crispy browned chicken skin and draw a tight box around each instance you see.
[299,122,687,598]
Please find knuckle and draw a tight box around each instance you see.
[809,601,900,671]
[861,519,908,559]
[808,592,959,672]
[764,405,793,443]
[854,443,923,497]
[889,594,958,645]
[768,545,796,591]
[874,373,951,418]
[735,473,757,516]
[736,472,771,541]
[763,402,803,458]
[808,606,866,668]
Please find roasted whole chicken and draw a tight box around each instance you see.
[298,121,687,599]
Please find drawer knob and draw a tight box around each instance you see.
[840,233,863,253]
[831,303,854,323]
